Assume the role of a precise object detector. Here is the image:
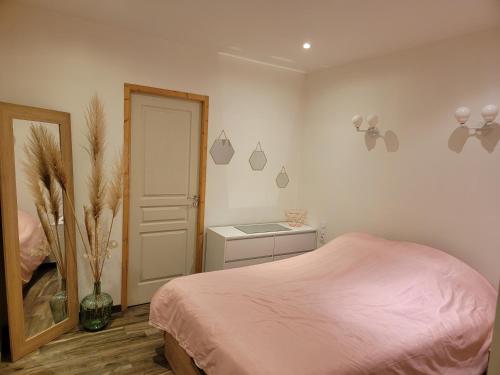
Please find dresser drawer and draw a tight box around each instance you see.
[274,251,310,261]
[274,232,316,255]
[223,256,273,269]
[225,236,275,262]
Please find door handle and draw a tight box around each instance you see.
[188,195,200,208]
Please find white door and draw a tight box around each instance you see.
[128,93,201,306]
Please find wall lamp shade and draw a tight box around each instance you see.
[352,115,363,129]
[455,104,498,127]
[481,104,499,124]
[455,106,471,125]
[367,115,379,129]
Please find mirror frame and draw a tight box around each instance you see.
[0,102,78,361]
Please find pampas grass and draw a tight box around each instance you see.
[85,95,106,222]
[24,94,123,285]
[107,155,123,218]
[81,94,123,283]
[24,125,67,279]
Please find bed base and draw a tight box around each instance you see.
[163,331,203,375]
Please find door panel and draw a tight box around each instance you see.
[143,107,191,196]
[142,206,187,222]
[128,93,201,306]
[140,231,187,281]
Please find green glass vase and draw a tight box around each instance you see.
[80,281,113,331]
[50,278,68,324]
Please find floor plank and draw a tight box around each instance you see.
[0,304,173,375]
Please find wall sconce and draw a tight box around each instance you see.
[352,114,380,136]
[454,104,499,132]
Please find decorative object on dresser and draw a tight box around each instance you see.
[285,209,307,227]
[210,130,235,165]
[0,102,78,361]
[275,166,290,188]
[77,95,123,332]
[205,222,317,271]
[249,141,267,171]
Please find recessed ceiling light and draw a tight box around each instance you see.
[303,42,311,50]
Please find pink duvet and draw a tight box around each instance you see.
[150,233,497,375]
[18,210,46,284]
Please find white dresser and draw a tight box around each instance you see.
[205,222,317,272]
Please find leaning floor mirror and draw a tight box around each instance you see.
[0,102,77,361]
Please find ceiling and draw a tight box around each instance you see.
[19,0,500,73]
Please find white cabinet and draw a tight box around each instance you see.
[205,223,317,272]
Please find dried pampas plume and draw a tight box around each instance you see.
[85,95,106,221]
[80,94,123,283]
[45,130,67,191]
[24,124,67,278]
[24,94,124,285]
[107,155,123,218]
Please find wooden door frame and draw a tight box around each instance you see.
[121,83,209,310]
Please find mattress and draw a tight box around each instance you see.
[150,233,497,375]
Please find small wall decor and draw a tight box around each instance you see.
[249,141,267,170]
[276,166,290,188]
[210,130,235,165]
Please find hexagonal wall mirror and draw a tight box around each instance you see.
[210,130,235,165]
[276,166,290,188]
[249,142,267,171]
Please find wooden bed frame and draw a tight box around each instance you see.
[163,332,203,375]
[163,329,493,375]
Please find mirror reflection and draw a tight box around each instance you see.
[13,120,68,338]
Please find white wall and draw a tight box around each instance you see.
[300,28,500,286]
[0,2,304,302]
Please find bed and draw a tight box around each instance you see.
[18,209,46,284]
[150,233,497,375]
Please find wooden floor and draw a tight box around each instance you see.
[0,304,173,375]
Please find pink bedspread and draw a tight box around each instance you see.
[150,233,497,375]
[18,210,46,284]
